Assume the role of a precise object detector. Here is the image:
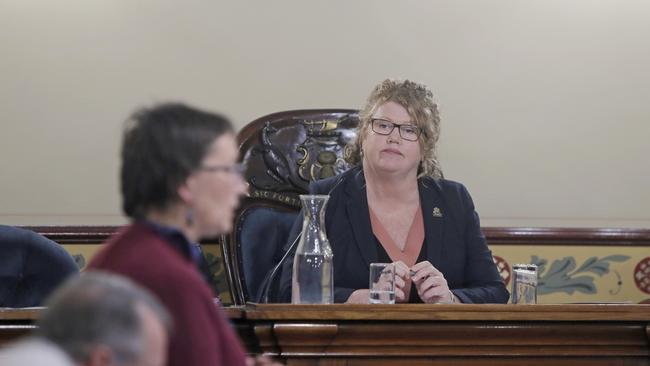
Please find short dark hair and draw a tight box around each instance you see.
[120,103,234,218]
[36,271,171,364]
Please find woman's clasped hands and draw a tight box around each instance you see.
[346,261,458,304]
[393,261,456,304]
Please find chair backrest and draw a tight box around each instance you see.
[0,225,79,307]
[222,109,359,305]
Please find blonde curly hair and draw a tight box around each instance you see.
[346,78,442,180]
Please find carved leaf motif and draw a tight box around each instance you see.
[600,255,630,262]
[541,276,597,295]
[531,255,631,295]
[545,256,576,278]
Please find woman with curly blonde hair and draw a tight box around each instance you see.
[346,79,443,180]
[280,79,508,304]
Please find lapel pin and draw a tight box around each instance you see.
[432,207,443,217]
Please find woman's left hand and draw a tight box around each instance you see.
[410,261,456,304]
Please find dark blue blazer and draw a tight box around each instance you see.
[278,166,509,304]
[0,225,79,307]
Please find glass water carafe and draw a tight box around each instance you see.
[291,195,334,304]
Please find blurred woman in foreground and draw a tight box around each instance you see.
[89,103,275,365]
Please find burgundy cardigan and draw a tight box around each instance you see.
[89,222,246,366]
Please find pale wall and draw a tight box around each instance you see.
[1,0,649,227]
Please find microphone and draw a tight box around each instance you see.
[255,170,352,303]
[256,231,301,303]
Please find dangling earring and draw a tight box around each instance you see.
[185,208,195,226]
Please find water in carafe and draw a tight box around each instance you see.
[292,195,333,304]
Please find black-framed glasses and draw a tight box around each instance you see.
[199,163,246,176]
[371,118,421,141]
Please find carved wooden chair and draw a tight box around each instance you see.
[222,109,359,305]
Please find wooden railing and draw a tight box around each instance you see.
[18,226,650,305]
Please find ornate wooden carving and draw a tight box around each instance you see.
[238,109,359,208]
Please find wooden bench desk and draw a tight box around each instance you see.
[244,303,650,366]
[3,304,649,365]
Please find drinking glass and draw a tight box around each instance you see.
[369,263,395,304]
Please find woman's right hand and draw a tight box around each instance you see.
[392,260,410,303]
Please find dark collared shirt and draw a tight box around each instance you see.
[144,220,201,264]
[143,221,218,298]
